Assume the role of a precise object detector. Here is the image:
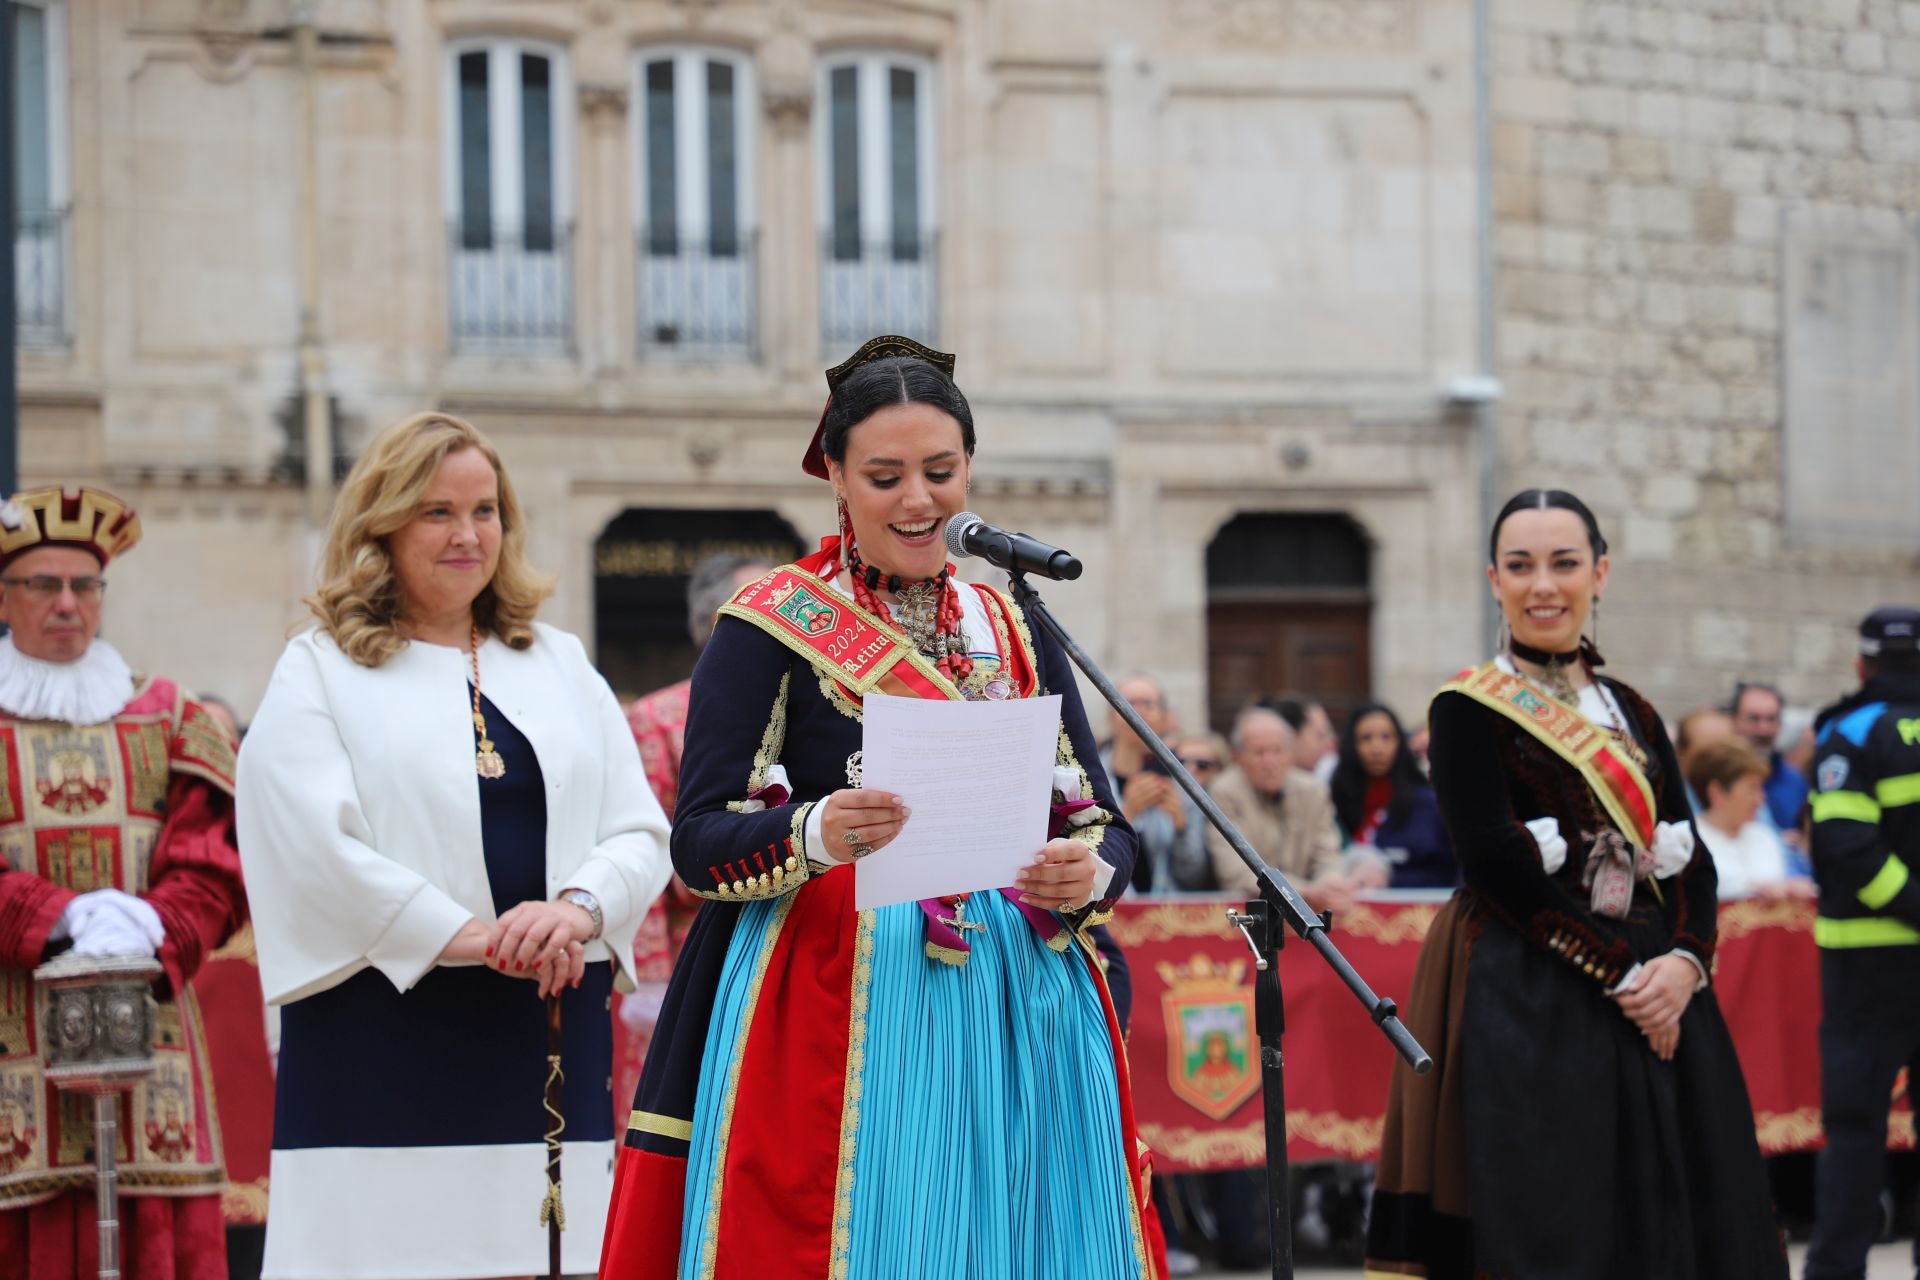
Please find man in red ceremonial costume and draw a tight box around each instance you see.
[0,486,244,1280]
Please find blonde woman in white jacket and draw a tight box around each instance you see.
[236,412,670,1280]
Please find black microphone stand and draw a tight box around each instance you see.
[1005,570,1432,1280]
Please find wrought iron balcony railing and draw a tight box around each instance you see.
[819,231,939,353]
[447,222,573,357]
[636,230,757,362]
[15,207,69,347]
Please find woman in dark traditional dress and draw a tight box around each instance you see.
[1365,489,1785,1280]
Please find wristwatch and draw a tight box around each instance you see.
[557,888,604,941]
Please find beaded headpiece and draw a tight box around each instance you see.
[801,334,958,479]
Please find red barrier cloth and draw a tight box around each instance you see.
[1112,896,1907,1173]
[195,924,275,1225]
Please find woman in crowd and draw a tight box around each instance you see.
[1328,701,1455,888]
[1686,739,1814,901]
[599,337,1149,1278]
[236,412,671,1278]
[1367,488,1784,1279]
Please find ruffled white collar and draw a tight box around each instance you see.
[0,634,136,724]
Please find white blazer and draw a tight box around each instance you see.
[236,622,671,1006]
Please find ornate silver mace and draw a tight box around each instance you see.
[34,953,163,1280]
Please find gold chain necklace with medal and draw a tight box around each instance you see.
[469,623,506,779]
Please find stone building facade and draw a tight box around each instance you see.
[1491,0,1920,715]
[11,0,1915,730]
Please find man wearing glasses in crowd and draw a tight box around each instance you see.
[1101,674,1217,893]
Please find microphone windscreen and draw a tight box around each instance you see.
[944,512,984,559]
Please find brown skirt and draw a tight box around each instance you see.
[1365,893,1479,1280]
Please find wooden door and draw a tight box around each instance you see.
[1205,601,1372,734]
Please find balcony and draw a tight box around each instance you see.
[819,232,938,353]
[448,222,573,357]
[15,207,68,347]
[636,230,757,362]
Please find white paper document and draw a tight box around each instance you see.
[854,693,1064,910]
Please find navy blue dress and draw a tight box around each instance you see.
[273,692,614,1154]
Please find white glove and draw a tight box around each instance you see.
[1525,817,1568,874]
[61,888,165,958]
[1651,821,1695,879]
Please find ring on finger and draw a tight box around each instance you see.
[850,841,876,860]
[842,830,863,846]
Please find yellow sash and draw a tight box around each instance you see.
[1441,661,1658,847]
[718,563,966,703]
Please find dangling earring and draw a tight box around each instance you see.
[836,495,854,566]
[1497,615,1511,658]
[1590,596,1601,649]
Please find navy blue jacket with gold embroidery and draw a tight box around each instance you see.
[624,595,1137,1161]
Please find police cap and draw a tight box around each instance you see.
[1859,605,1920,655]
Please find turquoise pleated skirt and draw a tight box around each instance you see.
[680,890,1145,1278]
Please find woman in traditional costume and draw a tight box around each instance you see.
[1365,489,1785,1280]
[599,337,1150,1278]
[236,412,671,1278]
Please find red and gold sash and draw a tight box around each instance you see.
[718,547,1055,961]
[718,546,1037,708]
[1441,661,1658,848]
[720,563,959,704]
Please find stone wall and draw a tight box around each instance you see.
[1492,0,1920,715]
[21,0,1489,729]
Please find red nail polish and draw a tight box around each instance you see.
[484,946,493,958]
[515,962,524,972]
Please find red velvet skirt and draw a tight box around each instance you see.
[0,1191,227,1280]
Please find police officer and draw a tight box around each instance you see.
[1806,606,1920,1280]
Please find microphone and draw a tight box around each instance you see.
[943,512,1083,581]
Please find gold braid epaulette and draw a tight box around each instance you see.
[690,802,815,903]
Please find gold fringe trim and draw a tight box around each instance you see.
[220,1177,269,1223]
[628,1109,693,1141]
[829,911,877,1280]
[924,941,970,967]
[207,922,257,964]
[1717,897,1815,941]
[1139,1108,1387,1165]
[696,893,797,1280]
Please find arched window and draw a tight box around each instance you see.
[633,46,756,360]
[592,508,802,698]
[1205,514,1373,732]
[816,51,937,351]
[443,39,573,354]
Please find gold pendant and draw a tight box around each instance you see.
[476,742,506,779]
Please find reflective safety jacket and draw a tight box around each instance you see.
[1810,671,1920,948]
